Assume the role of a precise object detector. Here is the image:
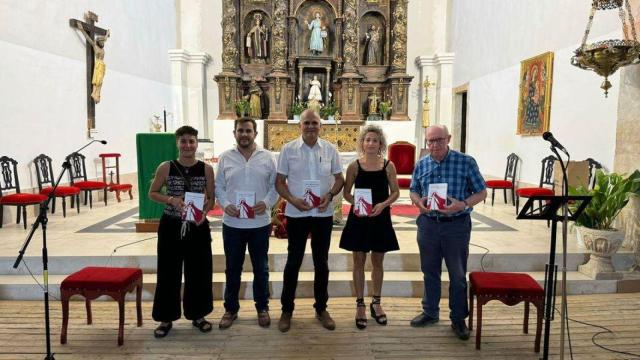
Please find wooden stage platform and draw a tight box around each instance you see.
[0,294,638,359]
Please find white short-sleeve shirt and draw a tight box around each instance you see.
[277,136,342,217]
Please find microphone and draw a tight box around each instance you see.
[72,139,108,155]
[542,132,567,153]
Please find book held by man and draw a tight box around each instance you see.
[236,191,256,219]
[426,183,448,211]
[302,180,322,208]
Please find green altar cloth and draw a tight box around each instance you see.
[136,133,177,220]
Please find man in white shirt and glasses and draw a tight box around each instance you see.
[276,109,344,332]
[215,117,279,329]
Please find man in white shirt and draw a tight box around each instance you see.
[215,117,279,329]
[275,109,344,332]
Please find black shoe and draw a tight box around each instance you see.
[410,312,439,327]
[451,320,470,340]
[370,295,387,325]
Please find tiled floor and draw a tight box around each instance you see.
[0,190,593,258]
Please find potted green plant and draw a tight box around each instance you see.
[569,169,640,279]
[290,100,306,121]
[235,98,250,117]
[379,100,392,120]
[320,101,338,122]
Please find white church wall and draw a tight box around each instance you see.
[0,1,176,194]
[452,0,623,185]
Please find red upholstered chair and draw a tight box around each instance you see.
[33,154,81,218]
[99,153,133,202]
[485,153,519,206]
[515,155,556,215]
[388,141,416,189]
[66,152,108,208]
[469,272,544,353]
[0,156,47,229]
[60,266,143,346]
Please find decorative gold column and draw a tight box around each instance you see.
[214,0,241,119]
[267,0,290,121]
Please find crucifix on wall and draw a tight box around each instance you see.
[69,11,109,137]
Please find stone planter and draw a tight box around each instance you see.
[576,226,624,280]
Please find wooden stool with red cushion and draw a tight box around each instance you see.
[60,267,143,346]
[388,141,416,189]
[485,153,519,206]
[515,155,556,215]
[469,272,544,353]
[0,156,48,229]
[99,153,133,202]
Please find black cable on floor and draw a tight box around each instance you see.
[468,242,490,272]
[105,235,156,266]
[554,305,640,359]
[20,259,60,301]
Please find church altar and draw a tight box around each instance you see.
[265,122,361,152]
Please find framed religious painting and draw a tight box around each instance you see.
[517,51,554,135]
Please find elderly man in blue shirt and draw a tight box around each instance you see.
[409,125,487,340]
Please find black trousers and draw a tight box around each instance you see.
[152,215,213,322]
[280,216,333,314]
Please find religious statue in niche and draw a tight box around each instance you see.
[364,25,380,65]
[307,75,323,112]
[368,89,379,115]
[305,12,326,55]
[75,23,110,103]
[248,79,263,119]
[246,13,269,63]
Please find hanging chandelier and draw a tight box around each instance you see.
[571,0,640,97]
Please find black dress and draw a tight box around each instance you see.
[339,159,399,253]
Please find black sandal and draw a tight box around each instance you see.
[192,318,213,333]
[355,298,367,330]
[154,322,172,338]
[370,296,387,325]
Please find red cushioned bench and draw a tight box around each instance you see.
[60,267,143,346]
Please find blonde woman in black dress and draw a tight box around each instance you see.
[340,125,400,329]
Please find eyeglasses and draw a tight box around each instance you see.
[426,137,448,145]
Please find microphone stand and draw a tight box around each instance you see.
[13,139,105,360]
[548,145,570,360]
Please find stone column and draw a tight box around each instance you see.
[169,49,212,138]
[415,53,455,148]
[614,65,640,271]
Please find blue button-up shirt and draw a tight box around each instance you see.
[410,149,486,216]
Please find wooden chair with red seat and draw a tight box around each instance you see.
[485,153,519,206]
[515,155,556,215]
[388,141,416,189]
[99,153,133,202]
[469,272,544,353]
[60,266,143,346]
[33,154,81,218]
[66,152,108,208]
[0,156,48,229]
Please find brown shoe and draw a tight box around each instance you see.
[316,310,336,331]
[218,311,237,330]
[257,310,271,327]
[278,311,292,332]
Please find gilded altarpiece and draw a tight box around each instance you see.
[214,0,413,151]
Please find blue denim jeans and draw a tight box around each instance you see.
[416,214,471,322]
[222,224,271,313]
